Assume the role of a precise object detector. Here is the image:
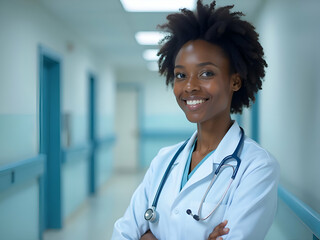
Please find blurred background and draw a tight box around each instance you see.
[0,0,319,239]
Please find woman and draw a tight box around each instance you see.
[112,1,279,239]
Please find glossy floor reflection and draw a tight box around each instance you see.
[44,170,145,240]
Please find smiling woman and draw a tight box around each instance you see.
[112,1,279,240]
[173,40,241,128]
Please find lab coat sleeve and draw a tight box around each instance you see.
[223,152,280,240]
[111,160,156,239]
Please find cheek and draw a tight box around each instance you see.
[173,84,185,109]
[173,83,180,98]
[204,84,220,98]
[212,80,231,99]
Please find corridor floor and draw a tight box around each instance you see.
[43,171,145,240]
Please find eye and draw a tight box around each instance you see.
[200,71,215,78]
[174,72,186,80]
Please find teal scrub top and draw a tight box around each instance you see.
[180,138,215,190]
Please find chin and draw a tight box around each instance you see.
[185,115,202,124]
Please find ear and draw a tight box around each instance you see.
[231,73,242,92]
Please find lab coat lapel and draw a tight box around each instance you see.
[180,122,242,192]
[167,131,198,202]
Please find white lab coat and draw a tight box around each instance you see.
[112,122,280,240]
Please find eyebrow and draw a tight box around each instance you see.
[198,62,218,67]
[174,61,218,69]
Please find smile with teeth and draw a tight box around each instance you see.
[186,99,206,105]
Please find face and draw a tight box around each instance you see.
[173,39,241,124]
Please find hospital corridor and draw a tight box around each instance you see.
[0,0,319,239]
[43,171,145,240]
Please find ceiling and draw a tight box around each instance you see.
[39,0,264,71]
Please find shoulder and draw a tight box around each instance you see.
[241,136,280,177]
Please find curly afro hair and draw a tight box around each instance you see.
[157,0,267,114]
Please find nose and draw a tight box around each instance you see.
[184,75,200,93]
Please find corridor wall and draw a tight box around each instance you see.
[256,0,320,238]
[0,0,115,239]
[115,69,195,169]
[258,0,319,215]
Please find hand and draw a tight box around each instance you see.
[208,220,230,240]
[140,230,158,240]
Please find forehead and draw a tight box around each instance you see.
[175,39,229,67]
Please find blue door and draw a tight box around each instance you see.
[39,46,62,232]
[88,74,97,195]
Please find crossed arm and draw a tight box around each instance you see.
[140,220,229,240]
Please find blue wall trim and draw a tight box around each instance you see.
[62,144,91,164]
[0,155,45,192]
[140,130,193,140]
[63,144,92,156]
[61,135,116,164]
[95,135,116,148]
[278,184,320,239]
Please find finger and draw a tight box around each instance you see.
[208,228,229,239]
[213,220,228,232]
[208,228,229,240]
[220,220,228,227]
[208,220,229,239]
[215,220,228,229]
[209,227,225,238]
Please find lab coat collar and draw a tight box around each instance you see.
[173,130,198,166]
[179,121,242,191]
[169,130,197,198]
[211,121,242,164]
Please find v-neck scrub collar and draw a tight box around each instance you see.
[180,138,216,190]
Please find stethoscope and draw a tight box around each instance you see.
[144,127,244,223]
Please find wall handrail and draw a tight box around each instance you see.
[278,184,320,239]
[62,143,91,164]
[0,155,46,192]
[62,134,116,153]
[140,129,194,139]
[94,134,116,148]
[61,134,116,164]
[62,143,92,155]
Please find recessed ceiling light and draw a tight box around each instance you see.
[135,31,166,45]
[121,0,196,12]
[143,49,159,61]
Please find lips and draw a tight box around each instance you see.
[182,97,208,110]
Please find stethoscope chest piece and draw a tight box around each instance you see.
[144,206,158,222]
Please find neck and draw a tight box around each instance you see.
[195,117,233,155]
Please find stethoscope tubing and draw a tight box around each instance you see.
[145,127,245,222]
[195,165,234,221]
[151,138,189,208]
